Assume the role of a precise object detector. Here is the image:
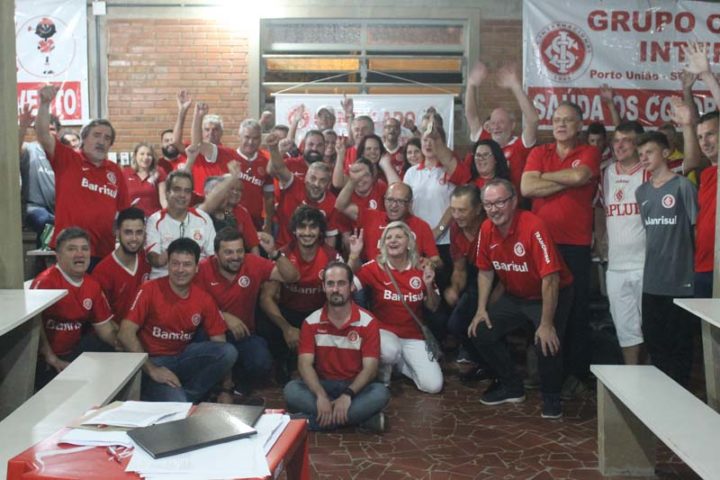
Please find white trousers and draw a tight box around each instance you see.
[379,329,443,394]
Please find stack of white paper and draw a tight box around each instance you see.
[82,401,192,428]
[59,429,134,448]
[125,414,290,480]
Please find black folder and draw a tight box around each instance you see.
[128,404,265,459]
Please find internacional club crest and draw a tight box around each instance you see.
[662,194,675,209]
[238,275,251,288]
[409,276,422,289]
[191,313,202,326]
[535,21,593,83]
[514,242,526,257]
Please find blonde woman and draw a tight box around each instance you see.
[122,142,167,217]
[349,221,443,393]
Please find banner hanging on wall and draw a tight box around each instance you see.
[523,0,720,128]
[275,94,455,148]
[16,0,89,124]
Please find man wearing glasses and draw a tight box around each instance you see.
[336,181,441,268]
[146,170,216,279]
[469,178,573,419]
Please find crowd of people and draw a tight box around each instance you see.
[19,41,719,430]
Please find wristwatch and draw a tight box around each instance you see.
[269,250,283,261]
[437,225,446,233]
[342,387,356,399]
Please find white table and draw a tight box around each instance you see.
[674,298,720,411]
[0,289,66,419]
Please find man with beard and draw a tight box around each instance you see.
[260,206,343,383]
[119,238,237,402]
[266,132,342,248]
[195,227,299,400]
[382,117,405,176]
[283,261,389,432]
[93,207,152,321]
[31,227,118,388]
[146,170,216,279]
[157,90,193,173]
[281,130,327,178]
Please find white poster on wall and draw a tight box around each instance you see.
[275,94,455,148]
[15,0,89,124]
[523,0,719,128]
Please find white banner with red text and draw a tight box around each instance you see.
[274,94,455,148]
[16,0,89,124]
[523,0,720,128]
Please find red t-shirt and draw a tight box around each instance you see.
[49,140,129,257]
[351,180,387,212]
[157,154,187,175]
[696,165,717,273]
[273,156,308,204]
[355,260,433,340]
[524,143,600,246]
[449,221,479,265]
[298,303,380,381]
[275,176,341,247]
[192,150,230,197]
[31,266,113,356]
[343,146,358,173]
[280,243,343,313]
[216,147,274,229]
[503,136,533,194]
[356,210,439,262]
[385,145,405,177]
[123,168,167,217]
[231,204,260,250]
[126,277,226,356]
[195,254,275,332]
[475,210,573,300]
[92,251,151,321]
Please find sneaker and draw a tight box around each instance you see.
[541,395,563,419]
[560,375,589,400]
[359,412,385,433]
[479,383,525,406]
[458,366,491,383]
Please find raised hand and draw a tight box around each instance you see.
[291,104,306,125]
[496,63,520,89]
[185,143,201,158]
[258,231,276,255]
[265,132,280,149]
[38,85,59,105]
[340,94,354,116]
[177,89,192,111]
[348,228,364,257]
[194,102,209,119]
[18,103,35,129]
[683,42,711,75]
[599,83,614,102]
[227,159,240,176]
[278,137,294,156]
[680,70,697,90]
[669,96,693,127]
[468,62,489,87]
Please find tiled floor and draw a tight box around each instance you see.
[257,358,702,480]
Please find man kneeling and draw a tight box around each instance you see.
[118,238,237,402]
[283,262,390,432]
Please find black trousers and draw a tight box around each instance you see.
[642,293,696,388]
[557,244,592,380]
[470,287,573,395]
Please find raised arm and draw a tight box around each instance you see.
[197,160,240,213]
[497,63,539,146]
[265,132,292,185]
[465,62,488,139]
[599,84,621,127]
[260,232,301,283]
[669,96,704,172]
[190,102,215,158]
[173,89,192,149]
[332,138,348,189]
[288,104,305,145]
[341,95,355,145]
[335,166,360,221]
[18,103,34,157]
[35,85,59,159]
[422,264,440,312]
[685,42,720,107]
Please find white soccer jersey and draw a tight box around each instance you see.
[602,162,649,271]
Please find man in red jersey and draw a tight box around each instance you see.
[521,101,600,397]
[119,238,237,402]
[157,90,193,174]
[191,103,274,232]
[336,181,441,267]
[31,227,118,388]
[260,206,343,383]
[469,179,573,419]
[35,85,129,266]
[283,261,389,432]
[382,117,405,176]
[196,227,299,399]
[465,62,539,193]
[266,132,342,248]
[93,207,151,321]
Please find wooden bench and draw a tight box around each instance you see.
[591,364,720,479]
[0,352,146,480]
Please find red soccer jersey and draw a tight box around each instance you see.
[503,136,533,194]
[231,148,274,229]
[49,140,129,257]
[449,221,479,265]
[385,145,405,177]
[195,254,275,332]
[126,277,226,356]
[231,204,260,250]
[92,250,151,321]
[355,260,433,340]
[475,210,573,300]
[123,168,167,217]
[356,210,439,262]
[280,243,342,313]
[524,143,600,246]
[696,165,717,273]
[31,266,113,356]
[298,303,380,381]
[191,149,230,197]
[157,154,187,175]
[275,176,341,247]
[343,146,358,173]
[351,180,387,212]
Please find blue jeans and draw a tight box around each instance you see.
[141,341,238,402]
[228,333,273,386]
[447,285,481,363]
[25,206,54,247]
[283,379,390,431]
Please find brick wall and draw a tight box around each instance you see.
[106,19,250,153]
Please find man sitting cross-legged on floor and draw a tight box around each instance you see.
[118,238,237,402]
[284,261,390,432]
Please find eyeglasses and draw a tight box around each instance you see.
[384,197,409,205]
[475,151,494,160]
[483,195,514,210]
